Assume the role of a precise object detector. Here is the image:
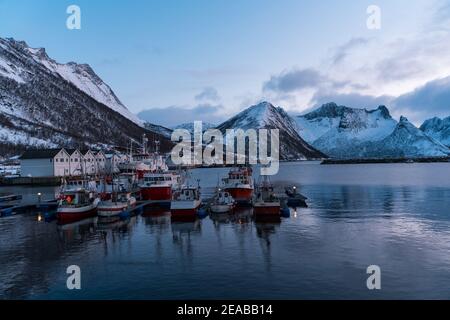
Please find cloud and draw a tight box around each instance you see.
[263,68,348,93]
[393,76,450,121]
[432,0,450,26]
[195,87,220,102]
[137,104,225,127]
[332,37,371,65]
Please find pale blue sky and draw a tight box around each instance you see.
[1,0,449,125]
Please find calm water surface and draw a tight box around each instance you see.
[1,162,450,299]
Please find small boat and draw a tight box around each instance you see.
[170,186,202,218]
[57,188,99,224]
[223,166,254,205]
[210,189,235,213]
[285,186,308,208]
[97,190,137,218]
[253,176,280,216]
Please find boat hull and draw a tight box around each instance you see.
[225,188,253,204]
[253,202,280,216]
[141,186,172,204]
[171,200,201,217]
[210,204,233,213]
[57,206,98,224]
[98,199,136,217]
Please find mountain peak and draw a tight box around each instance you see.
[216,102,326,160]
[0,36,142,125]
[399,116,409,123]
[255,101,274,108]
[3,37,28,48]
[378,115,450,158]
[376,105,391,119]
[420,116,450,147]
[250,101,276,114]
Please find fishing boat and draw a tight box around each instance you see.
[139,140,182,206]
[57,188,100,224]
[140,171,181,207]
[222,166,254,205]
[170,186,202,218]
[253,176,280,216]
[118,136,170,181]
[98,186,137,217]
[210,188,235,213]
[284,186,308,207]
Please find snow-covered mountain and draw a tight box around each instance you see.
[0,37,170,156]
[143,122,217,140]
[172,122,217,135]
[420,117,450,147]
[296,102,450,158]
[144,122,173,139]
[296,103,398,158]
[363,117,450,158]
[216,102,326,160]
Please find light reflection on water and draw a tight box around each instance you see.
[1,162,450,299]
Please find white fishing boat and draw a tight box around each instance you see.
[171,186,202,218]
[210,189,235,213]
[98,190,137,217]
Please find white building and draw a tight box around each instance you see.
[20,149,71,177]
[94,150,106,173]
[66,148,83,176]
[80,149,97,175]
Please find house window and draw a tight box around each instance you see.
[50,159,53,163]
[55,159,58,162]
[75,158,79,162]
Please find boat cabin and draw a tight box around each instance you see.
[60,190,91,207]
[176,187,200,201]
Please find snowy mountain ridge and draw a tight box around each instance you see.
[216,102,326,160]
[362,116,450,158]
[3,38,142,126]
[296,102,450,158]
[420,116,450,147]
[0,37,170,156]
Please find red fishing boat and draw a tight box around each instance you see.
[57,188,100,224]
[140,171,181,206]
[253,176,280,216]
[223,166,254,205]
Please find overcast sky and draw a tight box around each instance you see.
[1,0,450,126]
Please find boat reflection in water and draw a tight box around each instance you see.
[171,218,201,242]
[141,203,172,217]
[56,217,98,244]
[210,207,254,227]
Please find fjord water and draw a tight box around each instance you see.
[1,162,450,299]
